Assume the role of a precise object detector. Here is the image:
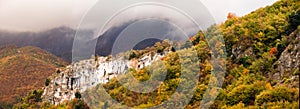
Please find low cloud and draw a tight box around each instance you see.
[0,0,278,32]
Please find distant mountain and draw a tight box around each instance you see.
[0,24,150,62]
[0,20,189,62]
[0,26,76,62]
[0,45,67,107]
[133,38,162,50]
[94,19,188,57]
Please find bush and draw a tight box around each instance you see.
[221,102,247,109]
[52,99,89,109]
[13,90,44,109]
[71,99,89,109]
[75,91,82,99]
[288,10,300,33]
[154,42,164,54]
[222,101,299,109]
[56,69,61,74]
[171,46,176,52]
[128,50,138,60]
[45,78,50,86]
[255,86,299,106]
[261,101,299,109]
[238,56,251,67]
[226,81,266,106]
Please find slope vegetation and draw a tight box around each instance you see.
[14,0,300,108]
[0,45,67,107]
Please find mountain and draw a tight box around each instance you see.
[0,45,68,107]
[0,27,76,62]
[0,20,183,62]
[13,0,300,108]
[94,19,188,56]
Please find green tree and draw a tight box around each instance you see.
[45,78,50,86]
[75,91,82,99]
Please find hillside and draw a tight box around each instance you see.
[0,45,68,107]
[0,27,76,62]
[220,0,299,86]
[14,0,299,108]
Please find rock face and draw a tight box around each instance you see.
[272,30,300,86]
[42,52,166,105]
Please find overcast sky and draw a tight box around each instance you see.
[0,0,278,32]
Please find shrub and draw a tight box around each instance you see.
[75,91,82,99]
[154,42,164,54]
[56,69,61,74]
[129,50,138,60]
[288,10,300,33]
[45,78,50,86]
[13,90,44,109]
[53,99,89,109]
[226,81,266,106]
[221,102,247,109]
[269,47,278,55]
[261,101,299,109]
[238,56,251,67]
[255,86,299,106]
[171,46,176,52]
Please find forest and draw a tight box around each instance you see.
[13,0,299,108]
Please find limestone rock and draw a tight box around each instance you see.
[42,52,166,105]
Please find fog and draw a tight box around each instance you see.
[0,0,278,32]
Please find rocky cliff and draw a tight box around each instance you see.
[272,29,300,86]
[42,52,167,105]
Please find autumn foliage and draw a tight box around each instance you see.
[269,47,278,55]
[227,12,236,19]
